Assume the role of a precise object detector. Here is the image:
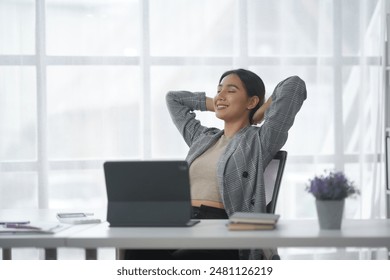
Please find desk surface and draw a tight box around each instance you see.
[1,209,390,250]
[66,219,390,249]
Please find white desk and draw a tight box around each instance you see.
[65,219,390,259]
[2,208,390,260]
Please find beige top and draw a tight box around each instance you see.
[189,135,231,203]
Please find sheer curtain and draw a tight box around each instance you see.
[0,0,386,259]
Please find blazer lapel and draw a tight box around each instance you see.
[218,126,250,168]
[217,126,251,198]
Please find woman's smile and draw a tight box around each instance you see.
[216,104,228,110]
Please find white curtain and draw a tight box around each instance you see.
[0,0,386,259]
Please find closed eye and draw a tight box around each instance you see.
[217,84,239,93]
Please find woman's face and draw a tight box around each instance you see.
[214,74,258,123]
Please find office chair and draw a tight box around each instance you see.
[264,150,287,214]
[262,150,287,260]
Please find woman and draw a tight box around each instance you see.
[126,69,306,260]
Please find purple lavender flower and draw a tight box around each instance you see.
[306,170,359,200]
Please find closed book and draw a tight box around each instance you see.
[227,222,275,231]
[229,212,280,225]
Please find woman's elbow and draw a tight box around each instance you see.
[286,76,307,100]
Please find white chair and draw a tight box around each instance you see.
[264,150,287,214]
[262,150,287,260]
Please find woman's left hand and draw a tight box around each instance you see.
[252,96,272,125]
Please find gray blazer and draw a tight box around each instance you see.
[166,76,307,259]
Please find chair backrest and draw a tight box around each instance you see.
[264,150,287,213]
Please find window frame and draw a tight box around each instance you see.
[0,0,384,209]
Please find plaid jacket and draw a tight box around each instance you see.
[166,76,307,259]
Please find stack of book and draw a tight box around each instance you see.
[227,212,280,231]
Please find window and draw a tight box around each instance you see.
[0,1,384,225]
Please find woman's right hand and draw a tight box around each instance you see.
[206,97,215,112]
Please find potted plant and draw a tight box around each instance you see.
[306,170,359,229]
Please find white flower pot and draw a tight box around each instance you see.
[315,199,345,230]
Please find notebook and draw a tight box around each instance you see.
[103,160,199,227]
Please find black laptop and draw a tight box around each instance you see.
[103,160,199,227]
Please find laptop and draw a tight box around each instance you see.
[103,160,199,227]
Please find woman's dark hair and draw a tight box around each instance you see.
[219,69,265,123]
